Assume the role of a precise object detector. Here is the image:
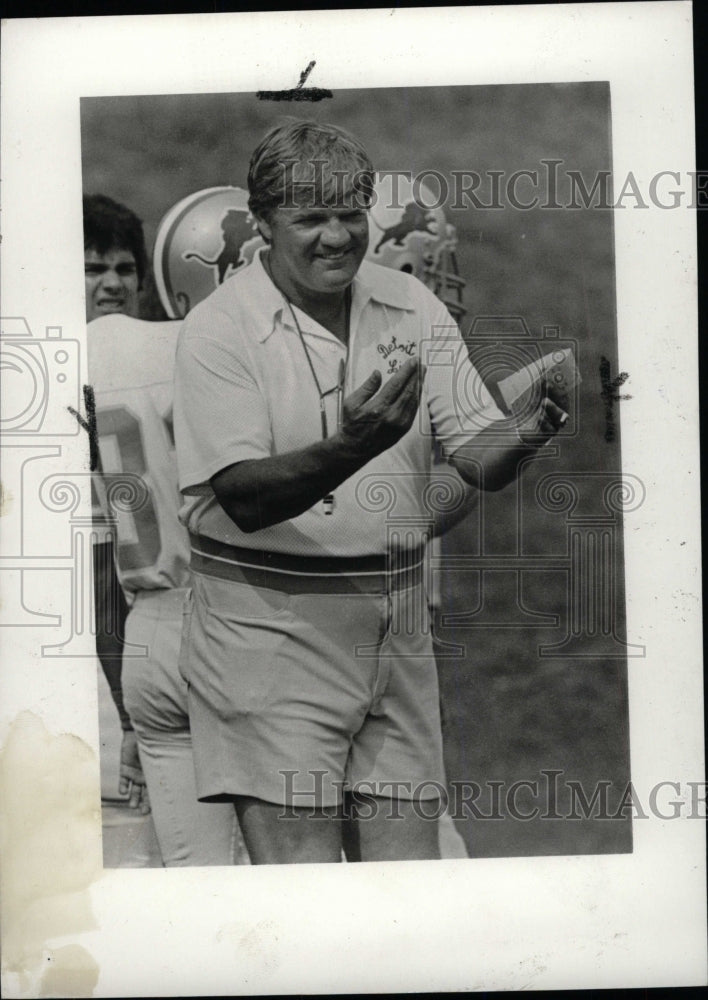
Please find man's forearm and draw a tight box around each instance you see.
[210,357,428,532]
[450,426,546,492]
[212,434,372,533]
[450,386,571,492]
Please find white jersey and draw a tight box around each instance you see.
[88,314,190,593]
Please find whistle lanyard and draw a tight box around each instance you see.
[285,286,351,441]
[284,287,351,514]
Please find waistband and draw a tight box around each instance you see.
[129,587,190,616]
[189,533,425,595]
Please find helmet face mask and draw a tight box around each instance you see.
[153,186,264,318]
[365,173,466,322]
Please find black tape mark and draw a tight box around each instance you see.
[599,357,631,443]
[68,384,99,470]
[257,60,332,102]
[297,61,316,88]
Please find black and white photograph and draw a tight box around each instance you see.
[82,82,630,869]
[1,5,705,996]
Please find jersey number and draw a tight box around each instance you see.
[96,406,161,571]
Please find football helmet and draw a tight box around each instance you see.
[154,177,466,321]
[153,186,264,318]
[366,172,466,322]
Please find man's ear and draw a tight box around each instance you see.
[254,213,272,244]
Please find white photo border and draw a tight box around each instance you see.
[1,4,705,996]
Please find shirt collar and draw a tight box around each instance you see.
[354,259,417,312]
[247,248,414,344]
[245,248,288,343]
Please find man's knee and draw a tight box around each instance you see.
[234,795,343,864]
[346,793,442,862]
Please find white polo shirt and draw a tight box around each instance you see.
[173,250,503,556]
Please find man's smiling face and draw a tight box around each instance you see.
[259,188,370,304]
[85,246,140,322]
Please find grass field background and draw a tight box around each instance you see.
[82,83,631,858]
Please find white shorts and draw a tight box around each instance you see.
[180,544,447,809]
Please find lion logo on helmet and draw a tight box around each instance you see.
[183,210,251,284]
[373,201,438,254]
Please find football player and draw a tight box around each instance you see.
[84,194,143,323]
[84,194,150,816]
[84,194,245,865]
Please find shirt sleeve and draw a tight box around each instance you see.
[422,303,505,458]
[174,315,272,495]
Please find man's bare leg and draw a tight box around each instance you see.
[234,796,343,864]
[342,794,441,862]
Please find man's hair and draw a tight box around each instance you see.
[247,119,375,221]
[83,194,148,289]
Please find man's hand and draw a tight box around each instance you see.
[211,357,427,533]
[515,379,570,446]
[450,378,574,491]
[119,730,150,814]
[339,357,427,459]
